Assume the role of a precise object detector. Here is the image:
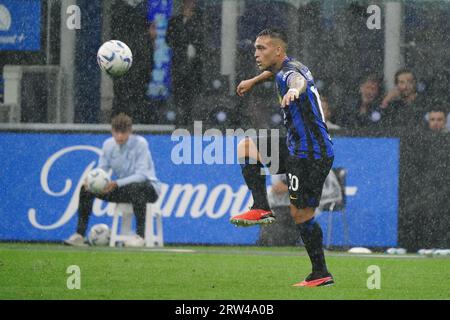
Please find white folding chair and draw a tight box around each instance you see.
[109,203,164,247]
[144,203,164,247]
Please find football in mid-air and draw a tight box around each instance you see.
[88,224,111,246]
[86,168,110,194]
[97,40,133,77]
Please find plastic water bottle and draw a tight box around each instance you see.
[386,248,396,254]
[417,249,434,256]
[433,249,450,256]
[386,248,407,254]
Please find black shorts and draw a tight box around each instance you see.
[285,155,334,209]
[259,135,333,208]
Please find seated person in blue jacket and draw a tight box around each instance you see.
[64,113,161,247]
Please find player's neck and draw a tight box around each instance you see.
[271,55,288,73]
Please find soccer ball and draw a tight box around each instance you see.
[97,40,133,77]
[86,168,111,194]
[88,224,111,246]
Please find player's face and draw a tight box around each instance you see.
[112,129,131,145]
[428,111,446,131]
[254,36,277,71]
[396,72,416,98]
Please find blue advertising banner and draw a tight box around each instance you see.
[317,137,399,247]
[0,0,41,51]
[0,133,399,246]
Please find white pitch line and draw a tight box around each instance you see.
[142,248,197,253]
[327,253,427,259]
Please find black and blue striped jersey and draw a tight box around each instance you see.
[275,57,334,160]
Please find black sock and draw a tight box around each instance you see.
[240,158,270,211]
[76,186,94,236]
[297,218,328,274]
[133,202,146,238]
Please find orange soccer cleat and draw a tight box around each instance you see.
[229,208,275,227]
[292,272,335,287]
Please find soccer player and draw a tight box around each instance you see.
[231,28,334,287]
[64,113,161,247]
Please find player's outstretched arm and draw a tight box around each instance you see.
[281,73,307,108]
[236,71,273,96]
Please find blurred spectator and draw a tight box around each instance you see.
[379,69,427,128]
[111,1,158,124]
[321,96,341,130]
[167,0,204,126]
[337,75,382,128]
[258,174,299,246]
[426,105,449,133]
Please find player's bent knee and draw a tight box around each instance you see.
[237,137,260,161]
[237,138,252,157]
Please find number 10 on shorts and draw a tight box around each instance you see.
[288,173,299,191]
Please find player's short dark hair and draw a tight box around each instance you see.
[394,68,416,84]
[111,113,132,132]
[257,28,288,45]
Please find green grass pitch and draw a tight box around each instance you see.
[0,243,449,300]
